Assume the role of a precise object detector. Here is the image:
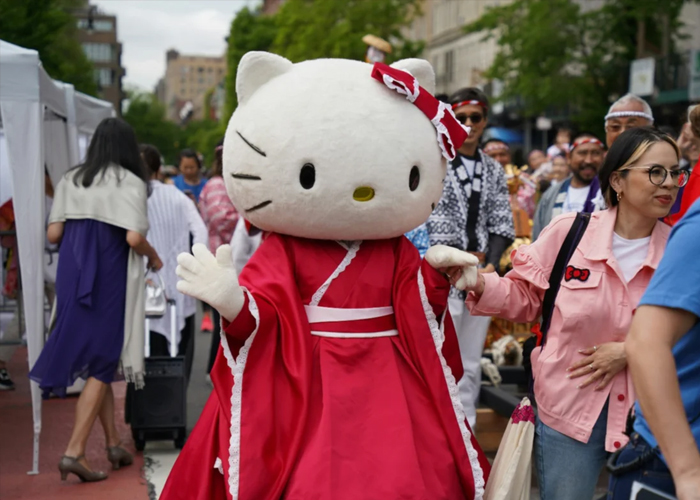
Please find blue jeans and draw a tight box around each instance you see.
[535,403,609,500]
[607,432,675,499]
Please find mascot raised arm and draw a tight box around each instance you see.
[161,51,490,500]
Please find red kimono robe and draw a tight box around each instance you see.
[161,234,490,500]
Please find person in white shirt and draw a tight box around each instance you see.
[141,144,207,383]
[533,133,606,240]
[230,217,262,275]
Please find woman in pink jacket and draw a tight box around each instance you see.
[462,127,686,499]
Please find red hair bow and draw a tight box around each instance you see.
[371,63,470,161]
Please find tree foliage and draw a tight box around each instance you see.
[0,0,97,95]
[181,119,223,166]
[123,90,223,167]
[223,7,277,122]
[223,0,424,120]
[273,0,423,63]
[123,91,182,164]
[465,0,692,133]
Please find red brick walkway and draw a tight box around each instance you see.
[0,347,149,499]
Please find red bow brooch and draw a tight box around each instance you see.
[371,63,470,161]
[565,265,590,282]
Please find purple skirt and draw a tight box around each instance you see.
[29,219,129,398]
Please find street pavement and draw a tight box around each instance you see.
[0,309,212,500]
[0,351,149,499]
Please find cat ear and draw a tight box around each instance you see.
[237,52,294,105]
[390,59,435,95]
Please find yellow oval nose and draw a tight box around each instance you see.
[353,186,375,202]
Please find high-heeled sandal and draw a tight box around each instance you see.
[58,455,108,482]
[106,445,134,470]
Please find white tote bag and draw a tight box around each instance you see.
[484,397,535,500]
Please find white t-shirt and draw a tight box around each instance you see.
[612,233,651,283]
[563,185,591,213]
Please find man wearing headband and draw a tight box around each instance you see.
[605,93,654,148]
[420,87,514,428]
[482,138,511,167]
[532,133,605,240]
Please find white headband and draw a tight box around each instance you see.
[604,110,654,123]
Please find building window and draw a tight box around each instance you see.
[77,18,114,31]
[94,68,113,87]
[82,43,113,62]
[93,19,113,31]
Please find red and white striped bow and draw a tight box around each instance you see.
[371,63,469,161]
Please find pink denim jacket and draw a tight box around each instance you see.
[466,208,670,452]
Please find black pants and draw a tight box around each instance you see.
[207,309,221,374]
[149,314,195,384]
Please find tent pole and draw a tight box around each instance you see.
[27,381,41,475]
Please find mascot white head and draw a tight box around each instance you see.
[223,52,467,241]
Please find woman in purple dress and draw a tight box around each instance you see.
[29,118,162,483]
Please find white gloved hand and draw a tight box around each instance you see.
[424,245,480,291]
[176,244,245,322]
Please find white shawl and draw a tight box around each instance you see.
[50,164,149,388]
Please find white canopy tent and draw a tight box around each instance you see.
[0,39,114,474]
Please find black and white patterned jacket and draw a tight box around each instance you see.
[426,148,514,296]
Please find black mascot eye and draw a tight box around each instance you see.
[300,163,315,189]
[409,166,420,191]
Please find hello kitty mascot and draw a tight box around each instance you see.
[161,52,490,500]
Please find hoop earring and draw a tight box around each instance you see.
[617,191,623,202]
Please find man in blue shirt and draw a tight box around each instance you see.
[609,199,700,500]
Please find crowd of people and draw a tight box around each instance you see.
[402,89,700,499]
[2,70,699,499]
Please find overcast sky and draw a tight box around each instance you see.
[93,0,259,91]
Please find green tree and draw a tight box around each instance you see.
[0,0,97,95]
[464,0,692,133]
[124,89,224,168]
[123,90,182,164]
[223,7,277,121]
[180,119,223,168]
[273,0,423,63]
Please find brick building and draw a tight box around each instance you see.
[160,50,227,123]
[73,3,125,115]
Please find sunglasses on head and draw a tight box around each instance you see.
[455,113,484,125]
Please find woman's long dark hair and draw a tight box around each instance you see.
[72,117,148,188]
[598,126,680,207]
